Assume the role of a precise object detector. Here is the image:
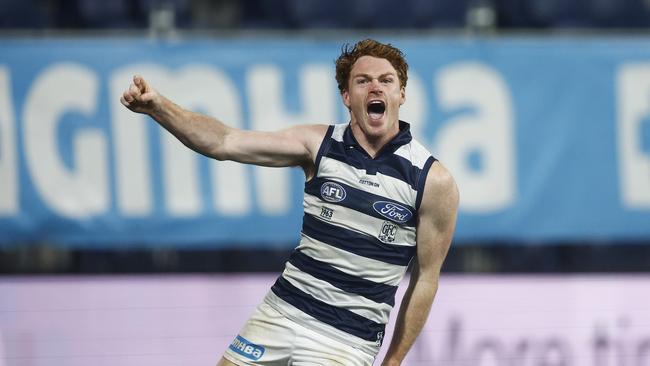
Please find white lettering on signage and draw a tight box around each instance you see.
[0,66,18,215]
[405,315,650,366]
[110,64,251,216]
[616,64,650,208]
[109,65,154,216]
[23,63,108,218]
[159,65,251,216]
[400,69,426,139]
[433,62,516,213]
[411,317,574,365]
[4,60,520,223]
[247,64,336,214]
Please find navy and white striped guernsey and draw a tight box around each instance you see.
[263,121,437,356]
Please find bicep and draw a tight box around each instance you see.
[415,162,459,277]
[219,124,328,169]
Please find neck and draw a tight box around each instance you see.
[350,120,400,158]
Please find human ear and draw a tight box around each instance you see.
[342,90,351,108]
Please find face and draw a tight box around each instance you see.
[342,55,406,143]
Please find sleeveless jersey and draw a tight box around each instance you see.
[264,121,436,356]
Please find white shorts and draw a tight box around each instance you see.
[223,302,376,366]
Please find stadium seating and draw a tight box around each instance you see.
[0,0,649,30]
[0,0,49,28]
[77,0,146,28]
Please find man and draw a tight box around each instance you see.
[121,39,458,366]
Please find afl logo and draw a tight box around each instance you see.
[321,182,347,202]
[373,201,413,223]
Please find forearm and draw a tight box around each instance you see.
[382,277,438,366]
[149,95,230,159]
[380,161,457,365]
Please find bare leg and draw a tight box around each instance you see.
[216,357,240,366]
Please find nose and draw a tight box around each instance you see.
[369,79,383,93]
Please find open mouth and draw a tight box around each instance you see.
[367,100,386,120]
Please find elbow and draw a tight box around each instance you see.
[181,120,232,161]
[175,131,216,160]
[192,131,230,161]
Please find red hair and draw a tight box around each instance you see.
[335,39,408,93]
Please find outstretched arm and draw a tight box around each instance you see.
[120,75,327,176]
[381,162,459,366]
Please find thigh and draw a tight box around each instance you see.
[222,303,297,366]
[292,324,375,366]
[216,357,240,366]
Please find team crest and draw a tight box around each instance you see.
[378,221,398,243]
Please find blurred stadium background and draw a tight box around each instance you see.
[1,0,650,365]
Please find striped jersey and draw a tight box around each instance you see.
[264,121,436,356]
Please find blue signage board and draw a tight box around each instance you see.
[0,37,649,247]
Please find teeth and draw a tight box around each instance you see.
[367,100,386,119]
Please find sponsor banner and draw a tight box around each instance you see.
[0,275,648,366]
[1,37,650,246]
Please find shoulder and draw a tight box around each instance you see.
[427,162,456,194]
[281,123,330,150]
[420,161,459,218]
[285,123,330,137]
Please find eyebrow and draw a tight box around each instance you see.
[352,72,397,79]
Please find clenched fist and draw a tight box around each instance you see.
[120,75,161,115]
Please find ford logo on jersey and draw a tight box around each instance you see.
[373,201,413,223]
[321,182,347,202]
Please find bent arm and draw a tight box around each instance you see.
[381,162,459,366]
[120,75,327,174]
